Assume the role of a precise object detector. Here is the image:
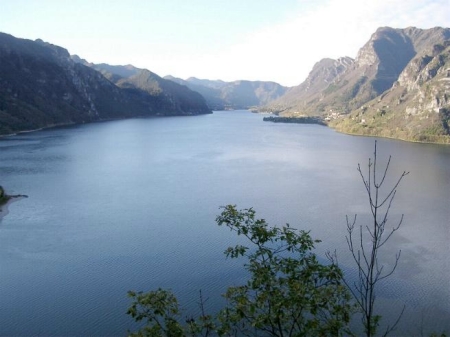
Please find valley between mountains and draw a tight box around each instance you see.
[1,26,449,143]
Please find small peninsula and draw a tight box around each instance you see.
[0,186,11,205]
[263,116,326,126]
[0,186,27,219]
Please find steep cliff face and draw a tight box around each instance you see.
[264,26,450,143]
[332,40,450,143]
[304,57,354,91]
[0,33,211,135]
[268,27,449,116]
[1,33,113,134]
[402,43,450,118]
[355,27,416,94]
[262,57,354,114]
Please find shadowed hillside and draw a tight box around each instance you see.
[0,33,211,135]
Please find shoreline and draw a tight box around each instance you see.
[330,125,450,145]
[0,195,28,221]
[0,112,213,139]
[257,114,450,145]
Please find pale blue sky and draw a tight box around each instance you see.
[1,0,449,86]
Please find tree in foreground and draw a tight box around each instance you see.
[127,288,216,337]
[329,141,408,337]
[127,205,353,336]
[216,205,353,336]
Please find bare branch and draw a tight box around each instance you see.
[382,305,406,337]
[342,141,407,337]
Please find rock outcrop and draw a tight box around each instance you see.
[263,57,354,114]
[262,27,450,143]
[332,39,450,143]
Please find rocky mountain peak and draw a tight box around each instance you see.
[356,27,415,75]
[34,38,73,67]
[330,28,450,144]
[263,26,450,143]
[310,57,354,85]
[336,56,354,67]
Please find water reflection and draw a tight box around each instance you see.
[0,111,448,336]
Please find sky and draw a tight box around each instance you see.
[1,0,449,87]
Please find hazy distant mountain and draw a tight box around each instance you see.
[263,27,450,143]
[74,59,288,111]
[184,77,227,90]
[164,76,288,110]
[0,33,211,135]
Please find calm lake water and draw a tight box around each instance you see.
[0,110,449,336]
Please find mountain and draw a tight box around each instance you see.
[71,56,141,82]
[73,61,211,115]
[3,28,449,143]
[0,33,211,135]
[331,38,450,143]
[263,57,354,114]
[164,76,288,110]
[164,76,227,109]
[263,27,450,143]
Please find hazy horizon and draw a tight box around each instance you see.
[1,0,449,86]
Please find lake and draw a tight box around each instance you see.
[0,110,449,336]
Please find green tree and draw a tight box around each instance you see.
[127,288,185,337]
[127,288,217,337]
[216,205,353,336]
[127,206,353,336]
